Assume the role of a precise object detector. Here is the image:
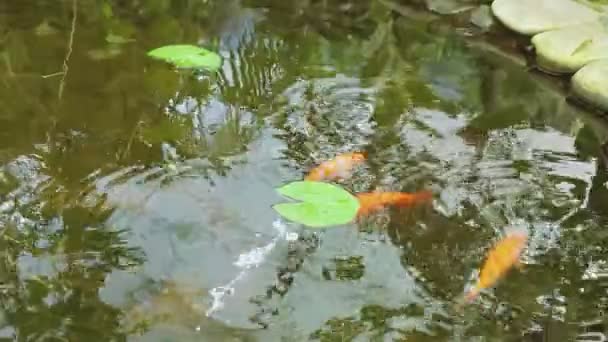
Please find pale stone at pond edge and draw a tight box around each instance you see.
[572,60,608,112]
[492,0,599,35]
[532,21,608,73]
[576,0,608,14]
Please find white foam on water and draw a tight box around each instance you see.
[206,219,288,317]
[234,238,278,269]
[285,232,299,241]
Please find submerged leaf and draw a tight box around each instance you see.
[87,47,122,61]
[147,44,222,71]
[34,20,58,36]
[273,181,359,228]
[106,33,135,44]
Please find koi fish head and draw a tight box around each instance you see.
[350,152,367,162]
[304,168,327,181]
[304,152,367,181]
[509,231,528,244]
[507,231,528,261]
[503,229,529,253]
[476,230,529,288]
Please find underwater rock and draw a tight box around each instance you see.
[122,280,209,331]
[470,5,494,31]
[487,0,608,112]
[532,20,608,73]
[245,231,321,329]
[572,60,608,112]
[491,0,598,35]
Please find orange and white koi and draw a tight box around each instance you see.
[305,152,367,182]
[458,230,528,307]
[355,190,433,217]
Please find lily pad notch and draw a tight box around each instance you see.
[272,181,360,228]
[147,44,222,71]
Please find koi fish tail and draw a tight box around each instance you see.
[304,151,367,181]
[354,151,368,159]
[463,288,481,303]
[452,287,480,312]
[393,190,433,207]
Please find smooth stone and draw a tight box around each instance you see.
[532,20,608,73]
[577,0,608,13]
[491,0,599,35]
[572,60,608,112]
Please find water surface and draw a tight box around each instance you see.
[1,1,608,341]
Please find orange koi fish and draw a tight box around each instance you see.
[355,190,433,217]
[458,230,528,306]
[305,152,367,182]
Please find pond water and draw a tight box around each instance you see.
[2,0,608,341]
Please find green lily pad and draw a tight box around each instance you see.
[272,181,360,228]
[147,44,222,71]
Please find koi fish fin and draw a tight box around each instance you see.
[452,287,480,313]
[463,288,480,303]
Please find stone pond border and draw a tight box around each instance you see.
[380,0,608,114]
[492,0,608,113]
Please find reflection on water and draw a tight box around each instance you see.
[1,0,608,340]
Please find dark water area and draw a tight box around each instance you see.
[1,0,608,341]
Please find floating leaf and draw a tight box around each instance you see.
[147,44,222,71]
[101,1,113,19]
[273,181,359,228]
[106,33,135,44]
[87,47,122,61]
